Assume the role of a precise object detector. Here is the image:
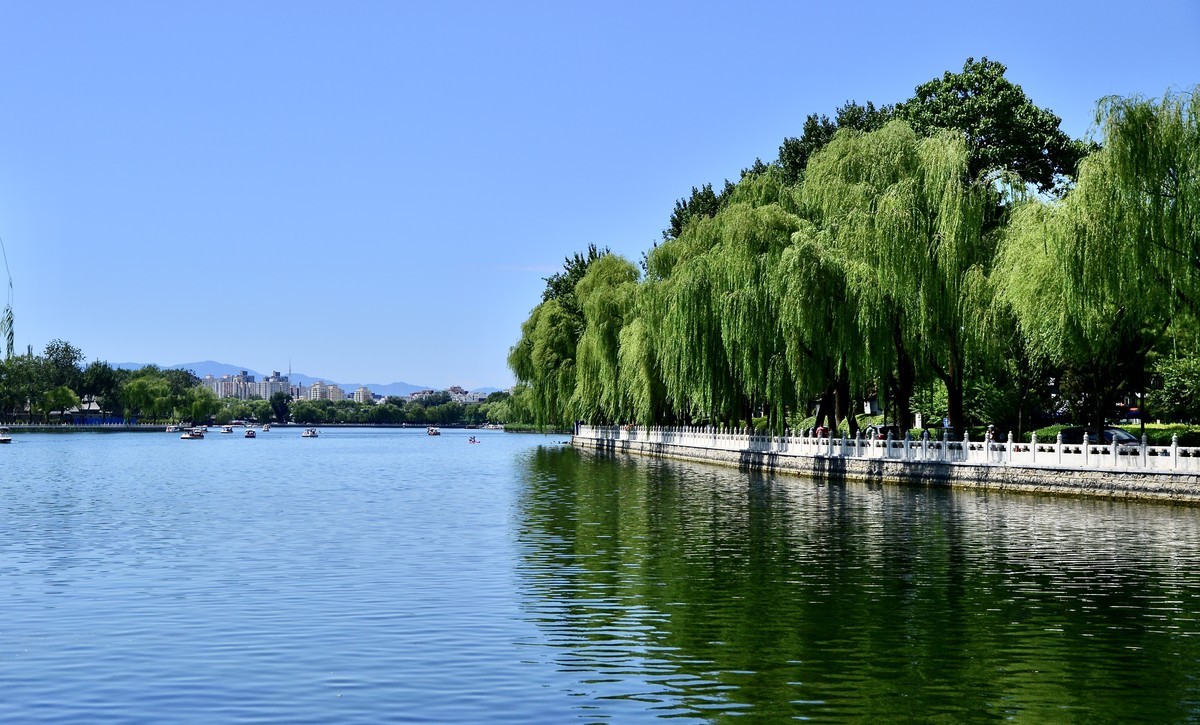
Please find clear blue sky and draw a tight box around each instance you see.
[1,2,1196,389]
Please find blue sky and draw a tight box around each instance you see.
[1,2,1197,389]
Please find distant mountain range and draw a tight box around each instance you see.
[111,360,500,398]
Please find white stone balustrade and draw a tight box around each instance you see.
[575,425,1200,473]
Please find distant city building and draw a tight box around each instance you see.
[203,369,290,400]
[307,381,346,401]
[352,386,373,403]
[255,371,290,399]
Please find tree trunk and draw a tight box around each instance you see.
[835,365,858,437]
[892,331,916,432]
[814,385,835,431]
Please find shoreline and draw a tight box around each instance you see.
[572,431,1200,505]
[0,423,506,434]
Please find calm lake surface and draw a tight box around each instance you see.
[2,427,1199,722]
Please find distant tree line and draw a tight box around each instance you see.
[509,58,1200,439]
[0,340,518,427]
[0,340,217,424]
[254,390,514,427]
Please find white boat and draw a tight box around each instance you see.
[221,425,234,434]
[302,428,319,438]
[166,425,180,433]
[261,423,271,432]
[427,427,441,436]
[245,429,257,438]
[181,427,205,440]
[0,426,11,444]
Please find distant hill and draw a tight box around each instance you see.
[349,381,428,397]
[112,360,259,379]
[112,360,437,397]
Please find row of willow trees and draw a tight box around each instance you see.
[510,59,1200,438]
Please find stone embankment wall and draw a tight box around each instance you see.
[572,431,1200,505]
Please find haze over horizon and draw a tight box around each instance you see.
[110,358,502,395]
[1,2,1196,388]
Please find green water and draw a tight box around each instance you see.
[518,446,1200,722]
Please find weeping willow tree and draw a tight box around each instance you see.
[708,201,802,428]
[773,221,874,435]
[802,121,988,430]
[1066,87,1199,315]
[615,306,665,426]
[572,254,640,423]
[508,299,578,429]
[651,241,737,423]
[996,200,1162,437]
[994,89,1197,436]
[642,168,804,428]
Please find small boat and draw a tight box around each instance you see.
[261,423,271,432]
[427,427,441,436]
[221,425,234,434]
[181,427,205,440]
[166,425,180,433]
[245,429,256,438]
[0,426,11,444]
[302,428,319,438]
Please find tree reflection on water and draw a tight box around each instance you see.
[514,445,1200,722]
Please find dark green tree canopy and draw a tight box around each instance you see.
[897,57,1088,192]
[663,181,735,241]
[541,243,608,304]
[43,339,84,390]
[778,101,894,184]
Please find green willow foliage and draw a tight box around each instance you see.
[994,89,1199,431]
[510,88,1200,434]
[802,122,987,428]
[573,254,639,423]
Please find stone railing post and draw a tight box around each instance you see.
[886,431,894,460]
[1141,434,1148,468]
[1007,431,1014,464]
[1172,433,1179,470]
[1031,433,1038,464]
[1056,432,1063,466]
[1112,432,1119,467]
[963,430,970,463]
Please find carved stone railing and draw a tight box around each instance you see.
[575,424,1200,473]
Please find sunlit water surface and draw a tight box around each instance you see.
[2,428,1199,722]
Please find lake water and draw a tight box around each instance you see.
[2,427,1199,722]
